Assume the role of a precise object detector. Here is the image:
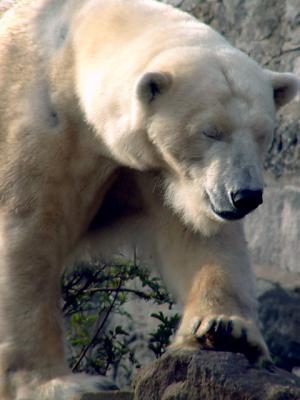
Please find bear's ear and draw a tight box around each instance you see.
[136,72,172,104]
[265,70,299,108]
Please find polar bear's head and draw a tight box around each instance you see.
[130,49,298,235]
[77,43,298,236]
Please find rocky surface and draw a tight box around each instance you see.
[257,279,300,372]
[245,178,300,277]
[164,0,300,77]
[133,350,300,400]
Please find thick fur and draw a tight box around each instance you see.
[0,0,298,399]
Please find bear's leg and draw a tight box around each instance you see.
[154,219,270,365]
[0,214,116,400]
[172,262,270,364]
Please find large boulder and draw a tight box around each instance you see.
[133,350,300,400]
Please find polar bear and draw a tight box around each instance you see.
[0,0,298,398]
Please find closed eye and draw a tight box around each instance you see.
[202,126,223,141]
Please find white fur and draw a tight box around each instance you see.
[0,0,298,398]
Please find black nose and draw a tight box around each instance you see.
[231,189,263,214]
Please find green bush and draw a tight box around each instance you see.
[62,259,180,383]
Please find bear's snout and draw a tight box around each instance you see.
[208,187,264,221]
[231,188,263,215]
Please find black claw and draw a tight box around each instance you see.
[213,320,226,338]
[207,321,217,334]
[241,328,248,341]
[214,320,221,332]
[191,319,201,335]
[226,320,234,334]
[194,317,266,364]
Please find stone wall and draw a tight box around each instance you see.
[245,178,300,279]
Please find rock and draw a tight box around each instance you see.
[245,178,300,277]
[257,279,300,371]
[133,350,300,400]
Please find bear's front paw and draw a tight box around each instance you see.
[173,315,270,365]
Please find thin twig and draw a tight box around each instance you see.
[72,279,123,372]
[82,287,152,300]
[63,267,106,312]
